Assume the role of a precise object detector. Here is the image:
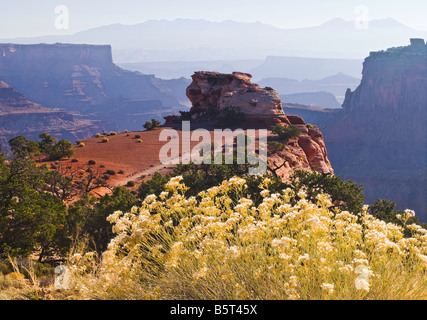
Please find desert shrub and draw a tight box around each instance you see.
[88,160,96,165]
[102,138,109,143]
[137,139,143,143]
[272,124,302,143]
[218,106,245,126]
[126,181,136,187]
[118,170,124,175]
[66,186,138,254]
[106,170,117,176]
[268,141,285,154]
[5,272,25,281]
[134,135,141,139]
[0,261,11,275]
[138,172,172,200]
[68,176,427,300]
[143,119,161,131]
[71,159,79,163]
[95,133,102,138]
[290,170,365,214]
[78,142,85,147]
[109,132,118,136]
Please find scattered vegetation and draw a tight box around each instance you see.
[126,181,136,188]
[66,176,427,300]
[272,124,302,143]
[143,119,161,131]
[268,141,286,154]
[1,131,426,300]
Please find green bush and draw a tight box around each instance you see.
[143,119,161,131]
[127,181,136,187]
[218,106,245,126]
[268,141,285,154]
[272,124,302,143]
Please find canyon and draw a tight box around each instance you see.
[289,39,427,220]
[0,79,101,148]
[0,43,189,137]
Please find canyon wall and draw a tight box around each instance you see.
[0,43,188,132]
[323,39,427,220]
[0,79,101,148]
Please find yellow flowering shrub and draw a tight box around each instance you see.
[69,176,427,300]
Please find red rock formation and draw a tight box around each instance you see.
[186,71,289,126]
[185,71,334,178]
[268,115,333,180]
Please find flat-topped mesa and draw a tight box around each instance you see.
[343,38,427,116]
[186,71,289,126]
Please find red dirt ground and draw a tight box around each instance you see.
[41,126,269,198]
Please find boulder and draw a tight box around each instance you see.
[186,71,289,126]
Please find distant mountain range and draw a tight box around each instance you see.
[2,18,426,62]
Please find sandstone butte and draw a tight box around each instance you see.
[167,71,334,181]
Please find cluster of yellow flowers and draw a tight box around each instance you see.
[70,176,427,300]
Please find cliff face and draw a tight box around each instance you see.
[0,79,101,148]
[0,43,188,131]
[323,39,427,219]
[185,71,334,178]
[342,39,427,117]
[270,115,334,180]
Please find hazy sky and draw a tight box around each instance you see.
[1,0,426,38]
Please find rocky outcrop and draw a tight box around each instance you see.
[322,39,427,219]
[0,43,188,132]
[184,71,333,178]
[186,71,289,126]
[269,116,334,180]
